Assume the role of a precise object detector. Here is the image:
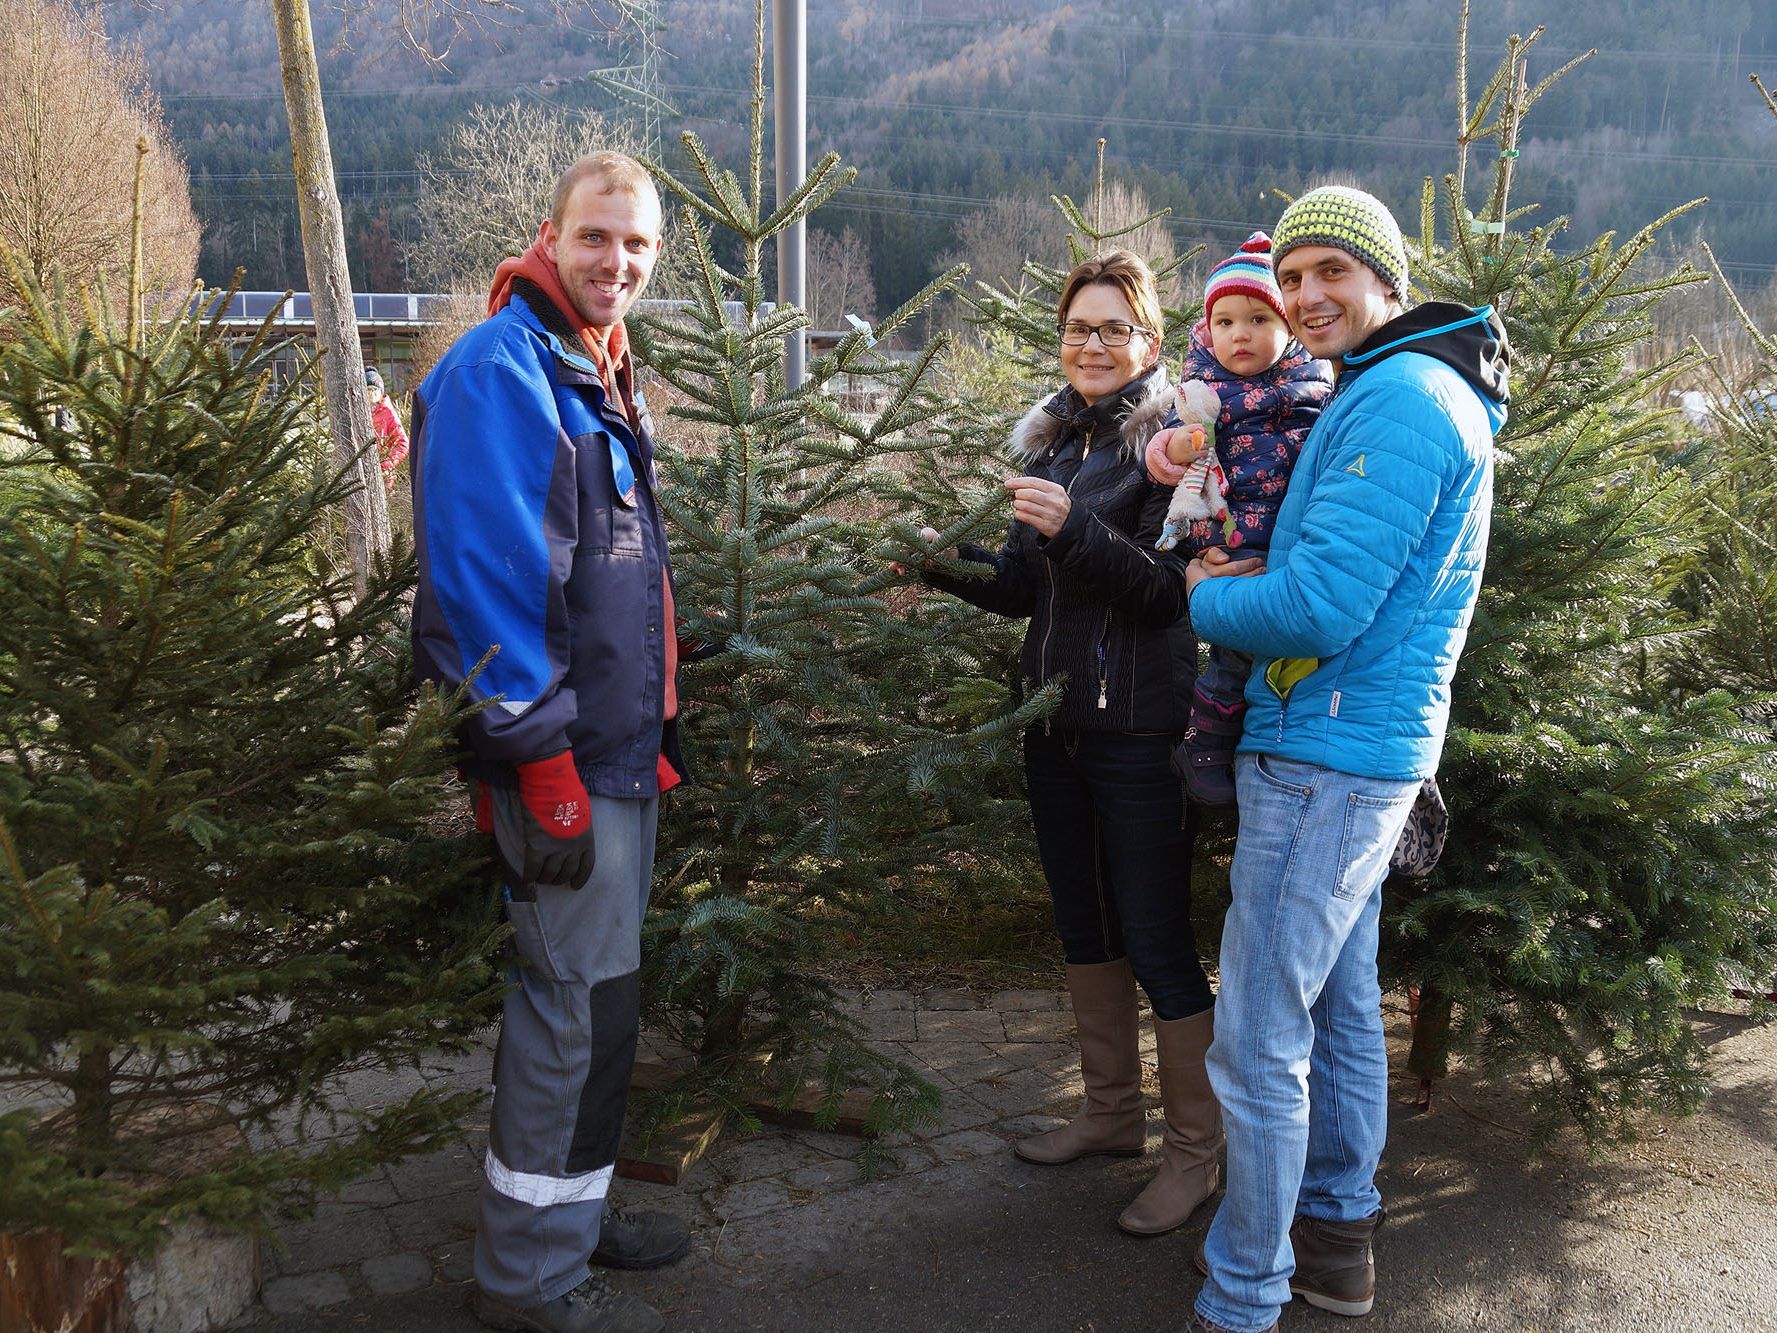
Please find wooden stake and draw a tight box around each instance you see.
[1093,138,1107,236]
[127,137,148,353]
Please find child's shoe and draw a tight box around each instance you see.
[1176,685,1245,806]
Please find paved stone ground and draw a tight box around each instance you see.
[239,993,1777,1332]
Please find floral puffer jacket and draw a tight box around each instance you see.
[1169,323,1333,557]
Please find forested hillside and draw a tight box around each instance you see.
[107,0,1777,310]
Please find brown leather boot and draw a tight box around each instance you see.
[1116,1007,1222,1236]
[1289,1208,1385,1316]
[1014,959,1145,1165]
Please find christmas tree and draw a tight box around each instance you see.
[1382,26,1777,1141]
[628,3,1103,1134]
[0,254,501,1258]
[1678,288,1777,725]
[1673,77,1777,730]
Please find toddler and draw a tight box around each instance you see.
[1145,232,1333,805]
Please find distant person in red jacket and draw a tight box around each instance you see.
[365,367,409,491]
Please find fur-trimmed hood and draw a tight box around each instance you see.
[1008,366,1173,465]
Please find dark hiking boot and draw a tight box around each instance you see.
[1289,1208,1386,1316]
[1177,686,1245,807]
[1186,1306,1276,1333]
[591,1206,692,1270]
[1192,1241,1279,1330]
[472,1274,664,1333]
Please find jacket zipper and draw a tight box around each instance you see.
[1041,423,1093,735]
[1095,610,1112,710]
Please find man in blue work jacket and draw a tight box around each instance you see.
[412,150,690,1333]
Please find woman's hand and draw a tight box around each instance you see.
[890,525,945,577]
[1006,476,1071,539]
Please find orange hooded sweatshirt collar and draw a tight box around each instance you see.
[487,226,633,423]
[483,227,681,787]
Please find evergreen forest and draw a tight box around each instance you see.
[106,0,1777,312]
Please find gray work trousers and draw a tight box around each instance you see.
[473,789,658,1306]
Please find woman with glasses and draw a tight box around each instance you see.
[920,250,1226,1238]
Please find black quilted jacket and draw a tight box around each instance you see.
[926,367,1199,733]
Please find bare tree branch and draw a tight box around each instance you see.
[329,0,651,67]
[407,99,641,288]
[0,0,199,317]
[806,227,876,330]
[1753,73,1777,120]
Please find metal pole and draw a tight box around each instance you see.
[773,0,807,389]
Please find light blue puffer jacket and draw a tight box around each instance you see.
[1187,303,1509,781]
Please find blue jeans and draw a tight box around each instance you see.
[1195,754,1418,1333]
[1023,727,1212,1020]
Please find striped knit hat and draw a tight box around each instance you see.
[1203,232,1286,323]
[1272,186,1409,296]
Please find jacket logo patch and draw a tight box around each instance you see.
[1345,454,1367,477]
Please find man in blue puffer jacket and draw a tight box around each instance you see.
[1183,187,1508,1333]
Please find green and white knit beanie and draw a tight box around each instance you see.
[1272,186,1409,297]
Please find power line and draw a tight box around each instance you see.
[654,81,1777,175]
[182,166,1777,238]
[176,94,1777,185]
[156,6,1777,282]
[185,156,1777,220]
[153,7,1774,100]
[761,2,1767,68]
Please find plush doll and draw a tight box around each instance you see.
[1154,378,1227,553]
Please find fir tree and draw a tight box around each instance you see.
[1383,26,1777,1142]
[1662,76,1777,1005]
[1678,73,1777,730]
[1675,253,1777,732]
[0,256,501,1256]
[628,4,1086,1134]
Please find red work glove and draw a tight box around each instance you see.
[514,751,596,887]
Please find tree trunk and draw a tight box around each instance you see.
[71,1045,114,1169]
[269,0,390,595]
[0,1232,128,1333]
[1406,982,1452,1084]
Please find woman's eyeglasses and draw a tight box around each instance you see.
[1057,321,1152,347]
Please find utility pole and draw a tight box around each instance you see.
[773,0,807,388]
[270,0,390,594]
